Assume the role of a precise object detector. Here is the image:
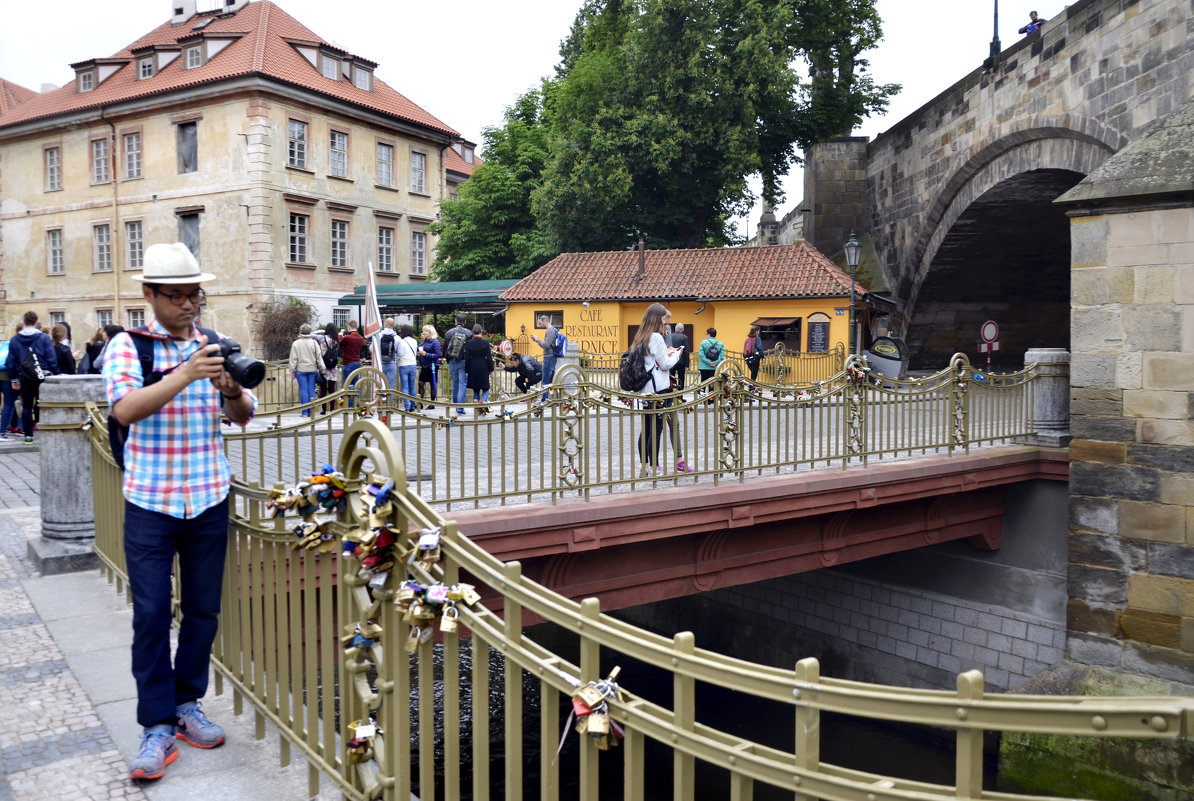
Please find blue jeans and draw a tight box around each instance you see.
[124,496,228,729]
[399,365,417,411]
[381,361,397,391]
[449,359,467,413]
[341,361,361,408]
[541,355,557,389]
[0,380,16,431]
[295,370,317,415]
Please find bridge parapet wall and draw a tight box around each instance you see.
[861,0,1193,310]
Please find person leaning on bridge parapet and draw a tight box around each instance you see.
[1018,10,1044,34]
[103,242,257,781]
[504,352,543,395]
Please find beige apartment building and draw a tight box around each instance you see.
[0,0,476,349]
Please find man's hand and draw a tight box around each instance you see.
[181,335,226,385]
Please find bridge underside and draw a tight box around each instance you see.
[906,169,1082,370]
[455,448,1067,617]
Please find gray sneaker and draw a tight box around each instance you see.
[176,702,225,748]
[128,730,178,780]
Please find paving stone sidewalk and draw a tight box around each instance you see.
[0,450,337,801]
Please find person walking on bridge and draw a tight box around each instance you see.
[631,303,682,475]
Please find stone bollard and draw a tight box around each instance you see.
[28,375,106,575]
[1025,348,1071,448]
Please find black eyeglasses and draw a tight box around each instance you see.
[154,288,206,307]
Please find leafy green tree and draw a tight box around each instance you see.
[428,91,556,281]
[431,0,897,259]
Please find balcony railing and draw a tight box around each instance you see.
[87,415,1194,801]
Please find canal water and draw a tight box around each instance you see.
[408,619,998,799]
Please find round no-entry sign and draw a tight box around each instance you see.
[980,320,999,343]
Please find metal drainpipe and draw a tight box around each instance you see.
[102,109,121,321]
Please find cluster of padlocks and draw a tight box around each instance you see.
[265,463,348,552]
[567,668,627,751]
[394,578,481,652]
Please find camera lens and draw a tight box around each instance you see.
[217,338,267,389]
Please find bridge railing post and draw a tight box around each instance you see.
[956,669,985,799]
[794,657,822,801]
[673,631,696,801]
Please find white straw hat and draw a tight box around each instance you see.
[130,243,216,284]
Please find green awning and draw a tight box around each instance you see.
[337,279,519,313]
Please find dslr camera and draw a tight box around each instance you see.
[216,338,266,389]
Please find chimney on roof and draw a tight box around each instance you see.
[171,0,197,25]
[636,237,645,281]
[222,0,249,13]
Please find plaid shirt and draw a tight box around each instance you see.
[103,319,256,519]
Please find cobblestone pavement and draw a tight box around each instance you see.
[0,449,336,800]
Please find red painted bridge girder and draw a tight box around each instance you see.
[451,446,1068,615]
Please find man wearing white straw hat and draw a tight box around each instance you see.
[102,243,256,781]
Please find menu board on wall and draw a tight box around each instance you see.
[808,321,829,352]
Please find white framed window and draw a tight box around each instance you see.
[124,132,142,179]
[45,147,61,191]
[78,71,94,92]
[411,230,426,275]
[49,312,67,328]
[289,213,308,263]
[185,46,202,69]
[410,151,426,193]
[377,226,394,272]
[329,130,348,178]
[332,308,350,328]
[331,219,348,268]
[178,212,200,262]
[91,138,110,184]
[376,142,393,187]
[126,221,144,269]
[93,224,112,272]
[352,68,371,91]
[321,56,339,80]
[46,229,64,275]
[96,309,114,329]
[288,119,307,168]
[128,309,146,329]
[138,58,154,79]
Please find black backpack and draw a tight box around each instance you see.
[705,341,721,362]
[380,334,396,360]
[445,328,468,360]
[108,327,218,471]
[618,345,653,392]
[322,340,340,370]
[19,349,48,386]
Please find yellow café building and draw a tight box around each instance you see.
[499,241,867,358]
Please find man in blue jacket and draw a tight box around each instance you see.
[6,311,60,443]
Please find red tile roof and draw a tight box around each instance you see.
[0,1,457,137]
[0,78,36,117]
[500,242,867,302]
[445,145,482,178]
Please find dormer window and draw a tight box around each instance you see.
[462,145,474,164]
[352,66,372,91]
[185,46,202,69]
[78,71,95,92]
[138,58,154,79]
[321,55,339,80]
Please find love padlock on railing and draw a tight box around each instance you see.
[416,526,442,564]
[564,666,627,753]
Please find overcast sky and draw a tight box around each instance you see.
[0,0,1070,240]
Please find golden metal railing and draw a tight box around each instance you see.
[222,354,1037,510]
[87,416,1194,801]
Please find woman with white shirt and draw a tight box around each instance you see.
[631,303,682,476]
[396,323,420,412]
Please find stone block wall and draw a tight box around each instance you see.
[803,137,868,256]
[1068,205,1194,682]
[667,568,1066,692]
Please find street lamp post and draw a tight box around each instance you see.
[844,231,862,355]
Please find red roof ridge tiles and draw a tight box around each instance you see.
[0,78,37,118]
[499,241,867,303]
[0,0,458,139]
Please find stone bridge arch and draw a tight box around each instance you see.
[902,123,1121,367]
